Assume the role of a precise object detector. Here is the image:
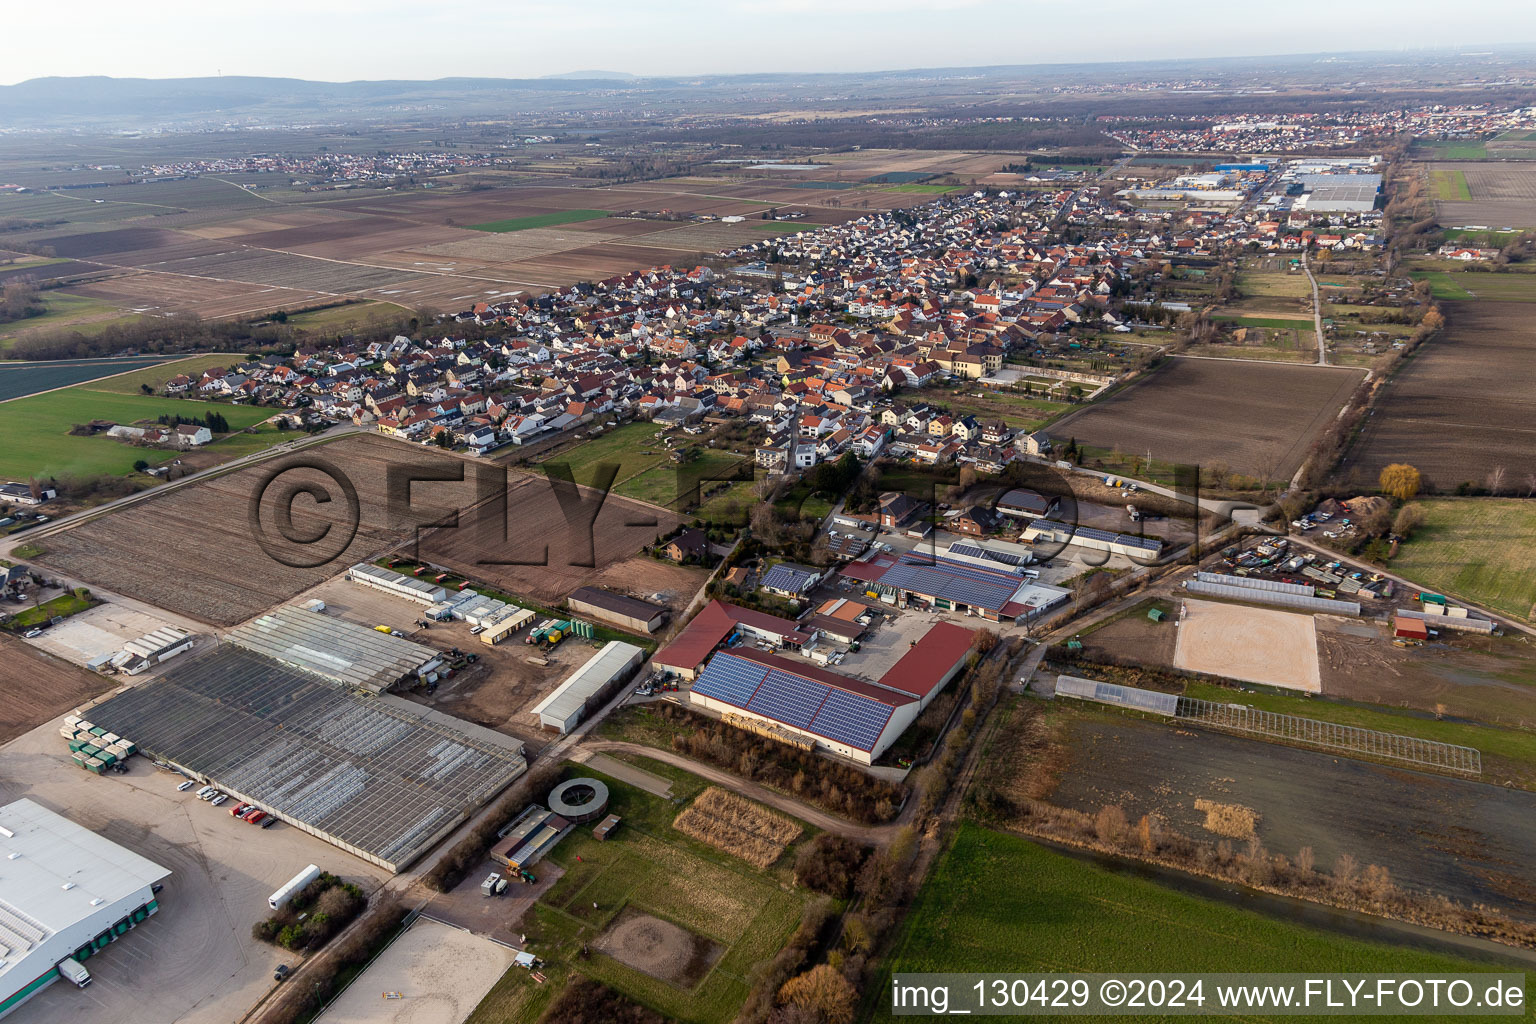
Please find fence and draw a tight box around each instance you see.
[1185,578,1360,616]
[1177,696,1481,775]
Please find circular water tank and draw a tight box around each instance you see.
[548,778,609,823]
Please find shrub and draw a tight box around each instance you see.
[793,834,870,898]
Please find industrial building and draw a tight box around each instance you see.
[565,587,666,634]
[841,552,1069,622]
[690,621,974,763]
[489,807,572,872]
[225,605,444,694]
[346,563,449,605]
[1022,519,1164,561]
[529,641,646,733]
[652,600,814,680]
[80,646,527,872]
[106,627,194,675]
[0,799,171,1020]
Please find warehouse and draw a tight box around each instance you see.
[1021,519,1164,561]
[566,586,666,634]
[112,627,194,675]
[689,621,974,764]
[652,600,814,680]
[0,799,171,1020]
[529,641,646,733]
[345,563,449,605]
[80,646,527,872]
[225,605,444,694]
[850,553,1067,622]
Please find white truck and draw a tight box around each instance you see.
[57,958,91,988]
[268,864,322,910]
[481,872,501,897]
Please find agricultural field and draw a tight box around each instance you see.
[1043,711,1536,919]
[0,635,116,744]
[466,766,812,1024]
[468,209,609,232]
[1429,169,1472,201]
[1052,357,1363,481]
[914,383,1069,431]
[79,352,250,394]
[1413,140,1489,160]
[873,822,1519,1023]
[1408,269,1536,302]
[1345,302,1536,493]
[1391,499,1536,622]
[416,468,701,611]
[0,386,271,479]
[34,433,464,624]
[672,788,803,869]
[1236,268,1312,299]
[0,354,178,401]
[1432,161,1536,229]
[0,290,144,345]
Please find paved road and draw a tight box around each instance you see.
[583,739,900,844]
[1302,250,1327,365]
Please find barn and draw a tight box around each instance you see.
[566,586,667,634]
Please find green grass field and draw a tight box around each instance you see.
[1392,498,1536,622]
[1211,314,1313,329]
[0,389,271,479]
[1414,141,1488,160]
[871,823,1523,1022]
[1236,270,1311,299]
[539,421,671,490]
[1441,228,1522,244]
[0,292,144,348]
[277,300,400,332]
[1409,270,1536,302]
[915,384,1070,430]
[464,766,812,1024]
[1180,682,1536,777]
[80,353,249,394]
[617,450,754,510]
[1429,169,1473,201]
[467,209,609,233]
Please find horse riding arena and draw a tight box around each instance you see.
[1173,598,1321,692]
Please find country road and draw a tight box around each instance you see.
[1302,249,1327,365]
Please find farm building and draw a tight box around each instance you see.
[689,621,974,764]
[224,605,444,694]
[944,537,1036,572]
[652,600,814,680]
[845,553,1069,622]
[759,562,824,599]
[0,799,171,1021]
[112,627,194,675]
[996,488,1059,520]
[80,646,527,873]
[529,641,646,733]
[1021,519,1164,561]
[1393,615,1430,640]
[346,563,449,605]
[566,586,666,634]
[489,806,572,871]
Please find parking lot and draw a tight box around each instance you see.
[0,715,391,1024]
[26,601,207,669]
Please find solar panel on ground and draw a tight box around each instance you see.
[747,669,830,729]
[809,688,893,751]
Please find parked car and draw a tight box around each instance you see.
[231,803,251,816]
[469,625,484,635]
[246,810,266,824]
[23,628,43,639]
[274,965,291,982]
[260,816,277,829]
[210,794,228,806]
[196,786,216,800]
[177,780,196,792]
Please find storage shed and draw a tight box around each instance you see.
[566,586,667,634]
[1393,615,1429,640]
[529,641,646,733]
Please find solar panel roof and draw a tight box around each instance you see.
[693,652,900,751]
[876,555,1025,612]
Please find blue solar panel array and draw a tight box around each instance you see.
[761,564,817,594]
[747,669,828,729]
[947,541,1029,568]
[811,689,893,751]
[694,653,769,706]
[694,652,898,751]
[879,556,1023,611]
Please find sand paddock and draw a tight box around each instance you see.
[595,908,723,987]
[1173,598,1321,692]
[314,917,518,1024]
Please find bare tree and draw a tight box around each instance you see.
[1526,471,1536,498]
[1487,465,1507,496]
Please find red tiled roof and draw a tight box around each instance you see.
[653,600,806,674]
[879,621,976,700]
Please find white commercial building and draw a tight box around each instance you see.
[0,799,171,1019]
[530,642,645,734]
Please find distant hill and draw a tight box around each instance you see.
[540,70,638,81]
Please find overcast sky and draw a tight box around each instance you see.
[4,0,1535,85]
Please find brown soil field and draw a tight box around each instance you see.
[37,433,477,626]
[1074,605,1178,665]
[1054,357,1364,480]
[1316,618,1536,732]
[0,635,116,743]
[416,472,700,608]
[596,908,723,987]
[72,270,330,318]
[1435,162,1536,202]
[1345,302,1536,492]
[1049,714,1536,921]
